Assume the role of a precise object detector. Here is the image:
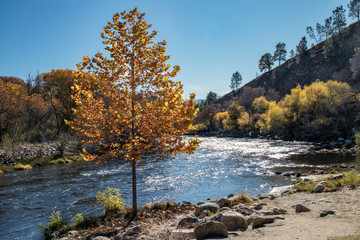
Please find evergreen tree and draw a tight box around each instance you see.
[324,17,334,38]
[306,26,318,44]
[205,91,218,105]
[332,6,347,33]
[296,36,308,56]
[258,53,275,72]
[316,23,325,42]
[274,42,287,65]
[230,71,242,91]
[348,0,360,21]
[290,50,295,58]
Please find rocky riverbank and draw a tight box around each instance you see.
[54,171,360,240]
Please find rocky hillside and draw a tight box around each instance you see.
[204,21,360,112]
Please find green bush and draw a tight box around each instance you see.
[355,132,360,147]
[95,187,126,216]
[39,211,64,239]
[71,213,99,229]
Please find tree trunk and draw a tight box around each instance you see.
[131,158,137,219]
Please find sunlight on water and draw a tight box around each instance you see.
[1,137,355,240]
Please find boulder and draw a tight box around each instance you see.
[194,221,228,240]
[170,229,195,240]
[217,197,229,207]
[269,185,294,198]
[295,204,311,213]
[220,211,247,230]
[195,203,220,216]
[177,216,198,229]
[313,183,325,193]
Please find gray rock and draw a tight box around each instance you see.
[252,202,267,210]
[235,207,253,216]
[295,204,311,213]
[92,237,111,240]
[313,183,325,193]
[198,210,208,219]
[197,201,205,206]
[337,137,345,142]
[177,216,198,228]
[269,185,294,198]
[320,210,335,217]
[195,203,220,216]
[194,221,228,240]
[220,211,248,230]
[251,216,277,229]
[217,197,229,207]
[170,229,195,240]
[181,201,192,207]
[219,207,231,212]
[123,226,141,236]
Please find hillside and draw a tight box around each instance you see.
[195,22,360,123]
[202,21,360,112]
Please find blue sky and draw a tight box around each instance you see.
[0,0,353,99]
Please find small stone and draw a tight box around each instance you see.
[197,201,205,206]
[295,204,311,213]
[253,202,267,210]
[217,197,229,207]
[123,226,141,236]
[198,210,208,219]
[252,216,276,229]
[195,203,220,216]
[313,183,325,193]
[92,237,111,240]
[194,221,228,240]
[320,210,335,217]
[170,229,195,240]
[181,201,192,207]
[177,216,198,228]
[227,193,234,198]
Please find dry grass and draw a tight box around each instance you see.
[13,163,32,170]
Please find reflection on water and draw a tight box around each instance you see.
[0,137,357,239]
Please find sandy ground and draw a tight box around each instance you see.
[227,187,360,240]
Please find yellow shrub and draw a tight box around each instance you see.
[14,163,32,170]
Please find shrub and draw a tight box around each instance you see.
[355,132,360,147]
[14,163,32,170]
[39,211,64,239]
[71,213,99,229]
[95,187,126,216]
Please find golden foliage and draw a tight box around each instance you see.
[68,8,200,162]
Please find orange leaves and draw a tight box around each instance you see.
[68,8,200,165]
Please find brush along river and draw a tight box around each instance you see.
[0,137,358,239]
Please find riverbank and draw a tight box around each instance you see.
[52,171,360,240]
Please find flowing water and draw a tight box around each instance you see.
[0,137,357,239]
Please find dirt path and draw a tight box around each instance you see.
[228,187,360,240]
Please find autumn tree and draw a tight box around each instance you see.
[348,0,360,21]
[274,42,287,65]
[42,69,77,135]
[68,8,200,217]
[332,6,347,33]
[258,53,274,72]
[230,71,242,91]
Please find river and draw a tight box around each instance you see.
[0,137,357,239]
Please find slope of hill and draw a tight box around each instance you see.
[194,21,360,142]
[209,21,360,110]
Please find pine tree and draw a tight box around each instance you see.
[306,26,318,44]
[324,17,335,38]
[332,6,347,33]
[258,53,275,72]
[274,42,287,65]
[230,71,242,91]
[296,36,308,56]
[290,50,295,58]
[348,0,360,21]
